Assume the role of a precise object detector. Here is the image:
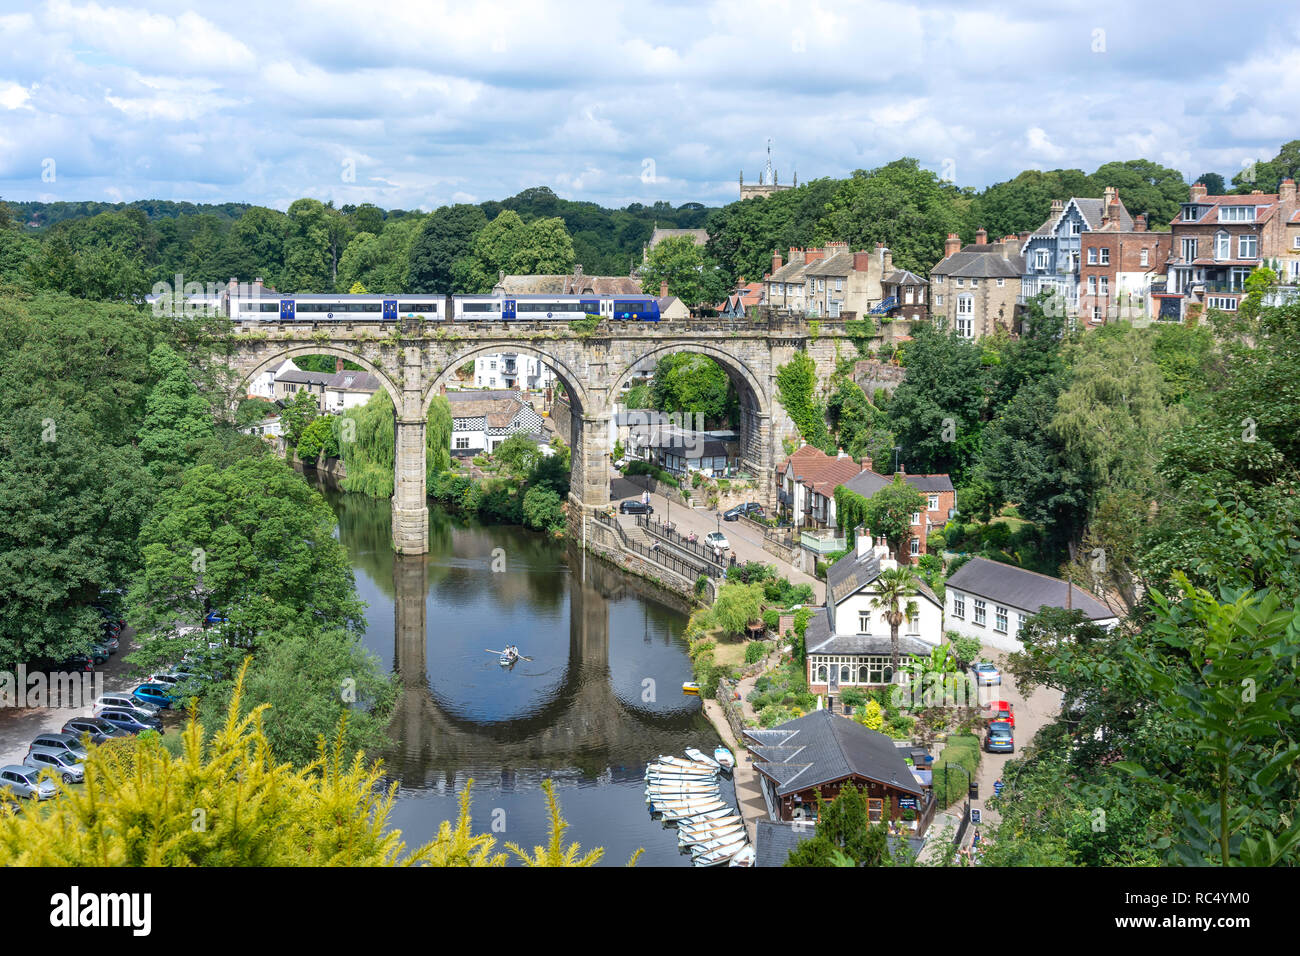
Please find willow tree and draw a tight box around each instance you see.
[338,390,453,499]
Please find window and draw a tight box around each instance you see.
[454,436,470,450]
[1206,296,1239,311]
[911,511,920,526]
[1093,306,1102,322]
[489,360,497,369]
[1035,249,1050,270]
[1140,248,1149,266]
[1087,248,1097,265]
[816,664,827,683]
[868,798,883,823]
[935,294,944,307]
[997,277,1004,286]
[858,611,870,633]
[1181,238,1198,261]
[818,280,825,291]
[971,277,979,288]
[910,537,920,556]
[928,494,939,511]
[952,594,965,619]
[935,275,944,285]
[1219,205,1254,222]
[1239,234,1258,259]
[995,606,1008,633]
[956,295,973,338]
[835,278,843,291]
[956,277,965,287]
[1087,276,1096,294]
[1070,220,1082,235]
[1294,236,1300,250]
[1099,248,1110,265]
[1184,205,1200,221]
[840,665,850,684]
[973,599,986,626]
[1100,277,1109,294]
[1215,230,1230,260]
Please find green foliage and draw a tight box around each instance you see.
[337,389,396,499]
[745,639,768,664]
[931,736,980,808]
[624,459,679,487]
[296,416,339,463]
[775,351,830,449]
[640,234,726,306]
[407,204,488,294]
[711,582,766,635]
[137,343,215,484]
[784,783,893,867]
[453,210,576,293]
[280,389,320,448]
[648,352,737,427]
[522,485,566,536]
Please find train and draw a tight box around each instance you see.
[227,291,661,322]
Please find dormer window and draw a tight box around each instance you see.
[1183,205,1201,222]
[1219,205,1254,223]
[1035,249,1050,270]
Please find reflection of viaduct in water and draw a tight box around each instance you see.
[383,553,692,786]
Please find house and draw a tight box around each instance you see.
[929,230,1025,340]
[719,277,765,317]
[763,243,893,317]
[609,408,674,460]
[474,353,555,391]
[648,432,732,476]
[803,532,945,696]
[446,389,545,456]
[1078,208,1170,326]
[1162,179,1300,320]
[274,367,332,405]
[839,460,955,561]
[238,416,283,440]
[322,370,380,412]
[1019,190,1135,317]
[493,264,642,296]
[249,359,296,400]
[774,445,869,529]
[879,269,930,324]
[743,709,933,832]
[944,556,1121,652]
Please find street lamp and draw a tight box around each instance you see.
[892,446,902,473]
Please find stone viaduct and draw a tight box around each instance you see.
[221,311,862,554]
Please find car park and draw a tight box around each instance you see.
[722,502,765,521]
[0,764,58,801]
[618,499,653,515]
[986,700,1015,728]
[132,683,177,709]
[95,708,163,735]
[27,733,88,763]
[704,531,730,551]
[984,720,1014,753]
[972,662,1002,686]
[96,694,160,716]
[25,747,85,785]
[62,717,131,745]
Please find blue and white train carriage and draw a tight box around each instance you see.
[230,291,660,323]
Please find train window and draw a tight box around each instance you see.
[462,303,498,312]
[401,303,439,312]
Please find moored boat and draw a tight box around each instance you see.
[685,747,721,770]
[693,838,750,866]
[657,755,716,770]
[678,814,743,833]
[679,823,745,846]
[713,746,735,772]
[654,800,728,820]
[728,845,756,866]
[682,681,700,695]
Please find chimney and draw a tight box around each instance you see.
[1135,214,1147,232]
[660,280,668,298]
[1250,189,1264,196]
[975,228,987,245]
[837,447,848,459]
[855,529,873,559]
[253,277,264,293]
[1102,186,1117,207]
[1190,182,1208,201]
[945,233,961,258]
[738,275,745,284]
[880,245,893,273]
[1280,178,1297,205]
[772,250,783,273]
[574,264,584,278]
[335,357,344,373]
[804,247,826,264]
[853,250,872,273]
[860,456,873,472]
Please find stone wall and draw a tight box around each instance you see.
[550,393,574,445]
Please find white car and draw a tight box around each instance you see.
[704,531,731,551]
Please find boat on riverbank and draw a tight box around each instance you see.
[713,746,735,772]
[685,747,721,770]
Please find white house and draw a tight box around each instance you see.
[944,556,1121,652]
[238,416,283,440]
[322,370,380,413]
[249,359,297,400]
[804,532,945,695]
[446,389,545,456]
[474,353,556,391]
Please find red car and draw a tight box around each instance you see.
[986,700,1015,728]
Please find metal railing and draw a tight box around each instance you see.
[636,515,730,570]
[595,513,723,581]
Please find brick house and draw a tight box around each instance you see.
[839,459,954,562]
[1162,179,1300,320]
[928,230,1024,340]
[763,243,893,316]
[1020,191,1134,315]
[775,444,867,529]
[879,268,930,324]
[1078,204,1171,327]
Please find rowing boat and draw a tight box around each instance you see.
[684,748,721,770]
[657,755,716,771]
[693,838,749,866]
[678,814,743,833]
[679,824,745,847]
[645,764,715,776]
[728,845,756,867]
[654,800,728,819]
[665,807,735,826]
[713,746,735,771]
[691,832,748,858]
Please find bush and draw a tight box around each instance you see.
[932,737,980,808]
[744,640,767,664]
[625,460,679,488]
[762,608,780,630]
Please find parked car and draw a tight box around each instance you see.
[704,531,731,551]
[62,716,131,745]
[984,720,1014,753]
[723,502,765,522]
[132,683,177,709]
[87,643,111,665]
[95,708,163,735]
[972,662,1002,686]
[25,746,85,785]
[0,764,58,801]
[26,733,88,763]
[618,499,653,515]
[986,700,1015,728]
[58,654,94,673]
[100,634,120,653]
[96,694,159,716]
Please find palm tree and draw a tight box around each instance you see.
[870,566,921,676]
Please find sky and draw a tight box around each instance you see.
[0,0,1297,213]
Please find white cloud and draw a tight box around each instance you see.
[0,82,32,110]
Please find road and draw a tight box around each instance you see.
[609,473,824,603]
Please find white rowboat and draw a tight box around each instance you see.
[728,845,756,867]
[713,747,736,771]
[684,748,721,770]
[679,825,745,847]
[694,839,750,866]
[678,815,743,834]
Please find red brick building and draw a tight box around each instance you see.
[840,460,955,561]
[1078,192,1171,327]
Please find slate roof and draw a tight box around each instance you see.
[446,389,532,428]
[842,469,953,497]
[743,709,924,798]
[803,253,855,277]
[930,245,1025,277]
[276,369,332,386]
[649,435,730,458]
[754,819,817,867]
[325,371,379,392]
[824,548,942,608]
[883,269,929,286]
[1031,196,1134,236]
[1172,194,1282,227]
[768,259,808,283]
[946,556,1118,620]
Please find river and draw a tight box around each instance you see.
[316,482,727,866]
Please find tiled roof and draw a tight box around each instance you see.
[946,556,1118,620]
[742,709,924,798]
[447,389,531,428]
[842,469,953,497]
[824,549,942,608]
[1032,196,1134,236]
[930,245,1024,277]
[776,446,866,497]
[754,819,817,866]
[1173,194,1281,227]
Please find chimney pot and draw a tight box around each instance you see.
[975,228,987,245]
[1190,182,1208,201]
[944,233,962,258]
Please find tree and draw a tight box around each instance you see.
[408,204,488,294]
[453,211,575,293]
[640,234,726,306]
[1091,159,1188,226]
[711,582,766,635]
[785,783,893,866]
[1231,139,1300,194]
[296,416,339,462]
[973,168,1096,238]
[127,456,365,651]
[137,343,215,484]
[864,476,926,564]
[280,389,319,449]
[282,199,337,291]
[1195,172,1226,195]
[522,485,566,536]
[506,779,641,866]
[492,432,541,474]
[337,216,423,293]
[775,351,830,449]
[869,565,921,673]
[649,352,737,427]
[215,206,287,286]
[0,663,632,866]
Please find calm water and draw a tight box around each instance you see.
[317,482,726,866]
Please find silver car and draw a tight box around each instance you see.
[25,746,85,784]
[28,733,89,762]
[95,693,160,716]
[0,764,58,800]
